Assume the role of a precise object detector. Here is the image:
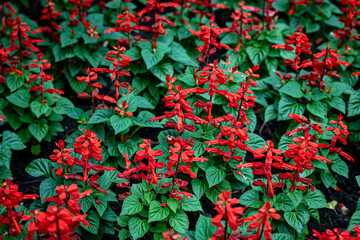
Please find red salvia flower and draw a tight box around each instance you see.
[189,16,230,64]
[243,202,281,240]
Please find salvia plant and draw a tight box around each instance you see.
[0,0,360,240]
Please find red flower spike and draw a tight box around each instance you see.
[189,17,230,64]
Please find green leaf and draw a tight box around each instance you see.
[118,229,131,240]
[331,157,348,178]
[0,166,12,179]
[30,101,50,118]
[271,233,294,240]
[307,101,327,118]
[321,171,337,189]
[80,197,92,213]
[81,211,100,235]
[148,200,170,223]
[87,48,108,68]
[39,178,57,203]
[150,62,174,81]
[117,216,130,227]
[141,48,165,69]
[348,210,360,230]
[118,140,139,159]
[169,212,189,233]
[348,93,360,117]
[284,210,310,234]
[278,96,305,121]
[265,104,277,123]
[129,217,150,240]
[26,158,52,177]
[93,196,107,216]
[191,178,208,199]
[60,32,78,47]
[53,98,75,114]
[206,166,226,188]
[167,198,179,213]
[194,215,216,240]
[246,46,269,65]
[168,42,198,67]
[120,195,143,215]
[239,189,263,208]
[275,193,296,211]
[6,89,30,108]
[88,109,111,124]
[181,195,203,212]
[29,121,49,142]
[279,81,303,98]
[134,111,163,128]
[2,131,26,150]
[101,206,117,222]
[329,97,346,114]
[0,144,11,168]
[63,107,84,120]
[356,176,360,187]
[6,74,24,92]
[135,96,155,110]
[110,115,132,135]
[304,189,328,209]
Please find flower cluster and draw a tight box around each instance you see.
[190,16,230,64]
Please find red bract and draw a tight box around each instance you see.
[272,26,312,72]
[334,0,360,41]
[73,130,103,163]
[288,0,309,15]
[27,185,90,240]
[324,115,354,161]
[312,228,352,240]
[190,16,230,64]
[243,202,281,240]
[28,52,59,103]
[105,8,150,47]
[237,140,294,199]
[115,100,133,117]
[150,74,207,133]
[166,135,207,181]
[118,139,164,187]
[68,0,94,30]
[162,229,189,240]
[137,0,180,50]
[299,42,350,91]
[211,191,247,239]
[224,1,261,52]
[190,0,227,22]
[0,179,39,209]
[50,140,75,176]
[32,0,61,42]
[77,68,117,111]
[260,0,278,31]
[0,179,38,236]
[105,44,133,81]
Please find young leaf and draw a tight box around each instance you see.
[148,200,170,223]
[2,131,26,150]
[206,166,226,188]
[120,195,143,215]
[25,158,52,177]
[129,217,150,240]
[110,115,132,135]
[304,189,328,209]
[169,212,189,233]
[284,210,310,234]
[29,121,49,142]
[279,81,303,98]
